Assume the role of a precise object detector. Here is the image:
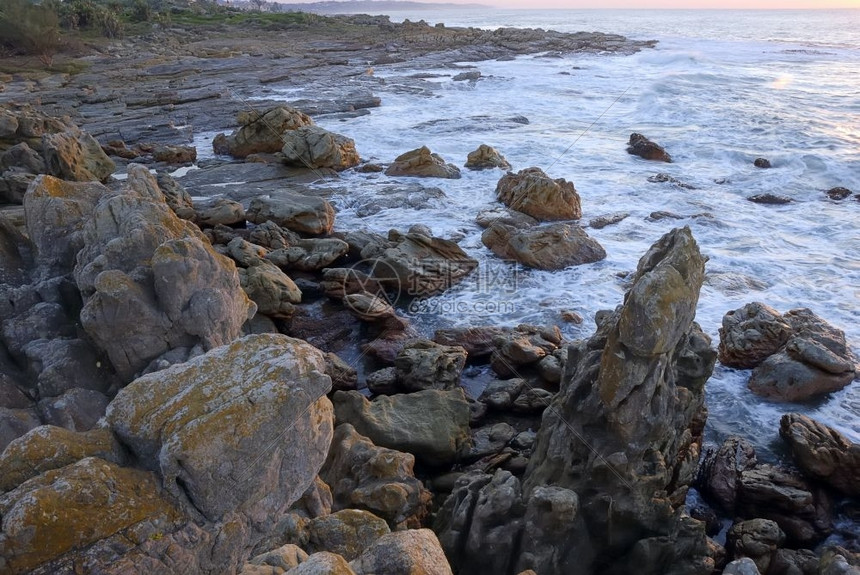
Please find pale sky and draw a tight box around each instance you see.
[285,0,860,7]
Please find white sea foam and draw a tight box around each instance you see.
[293,9,860,455]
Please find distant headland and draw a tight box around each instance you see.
[273,0,492,13]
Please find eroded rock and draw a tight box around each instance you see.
[106,334,334,522]
[495,167,581,221]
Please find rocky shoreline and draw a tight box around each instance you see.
[1,13,858,575]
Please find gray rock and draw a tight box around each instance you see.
[490,324,562,378]
[433,326,510,359]
[718,302,792,368]
[213,106,313,158]
[106,334,334,522]
[320,423,431,527]
[247,194,336,236]
[0,406,41,454]
[466,422,516,461]
[249,220,300,250]
[228,237,269,267]
[325,352,358,392]
[23,338,114,398]
[69,165,254,381]
[239,260,302,319]
[0,425,124,492]
[748,349,854,401]
[349,528,453,575]
[1,142,46,174]
[495,167,581,221]
[0,374,31,409]
[726,519,784,575]
[266,238,349,271]
[522,227,716,573]
[516,486,593,574]
[37,388,111,431]
[475,206,538,230]
[722,558,761,575]
[737,464,832,546]
[478,378,525,411]
[482,221,605,270]
[281,126,360,171]
[23,175,107,271]
[434,470,524,574]
[510,387,554,414]
[696,436,758,513]
[394,339,467,392]
[332,389,471,466]
[307,509,390,561]
[779,413,860,496]
[369,229,477,297]
[245,544,309,573]
[2,302,74,358]
[195,198,246,227]
[41,125,115,183]
[156,171,196,221]
[365,367,399,395]
[290,552,356,575]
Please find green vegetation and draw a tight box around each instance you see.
[0,0,328,71]
[0,0,61,66]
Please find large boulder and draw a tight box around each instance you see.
[482,221,605,270]
[105,334,334,522]
[213,106,313,158]
[435,470,527,575]
[779,413,860,496]
[465,144,511,171]
[349,529,453,575]
[72,165,255,381]
[307,509,390,561]
[0,425,124,492]
[726,519,785,575]
[696,436,758,513]
[367,229,477,297]
[394,339,467,392]
[384,146,461,179]
[281,126,360,171]
[748,349,855,402]
[736,464,832,546]
[332,389,471,466]
[238,260,302,319]
[0,457,182,575]
[23,175,107,270]
[718,302,793,368]
[247,194,336,236]
[495,167,581,221]
[320,424,431,527]
[41,125,115,183]
[719,304,856,401]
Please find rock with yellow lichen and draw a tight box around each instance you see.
[106,333,334,523]
[0,425,124,492]
[0,457,183,575]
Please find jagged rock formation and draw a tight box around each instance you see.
[435,227,719,575]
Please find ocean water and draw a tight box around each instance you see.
[275,10,860,455]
